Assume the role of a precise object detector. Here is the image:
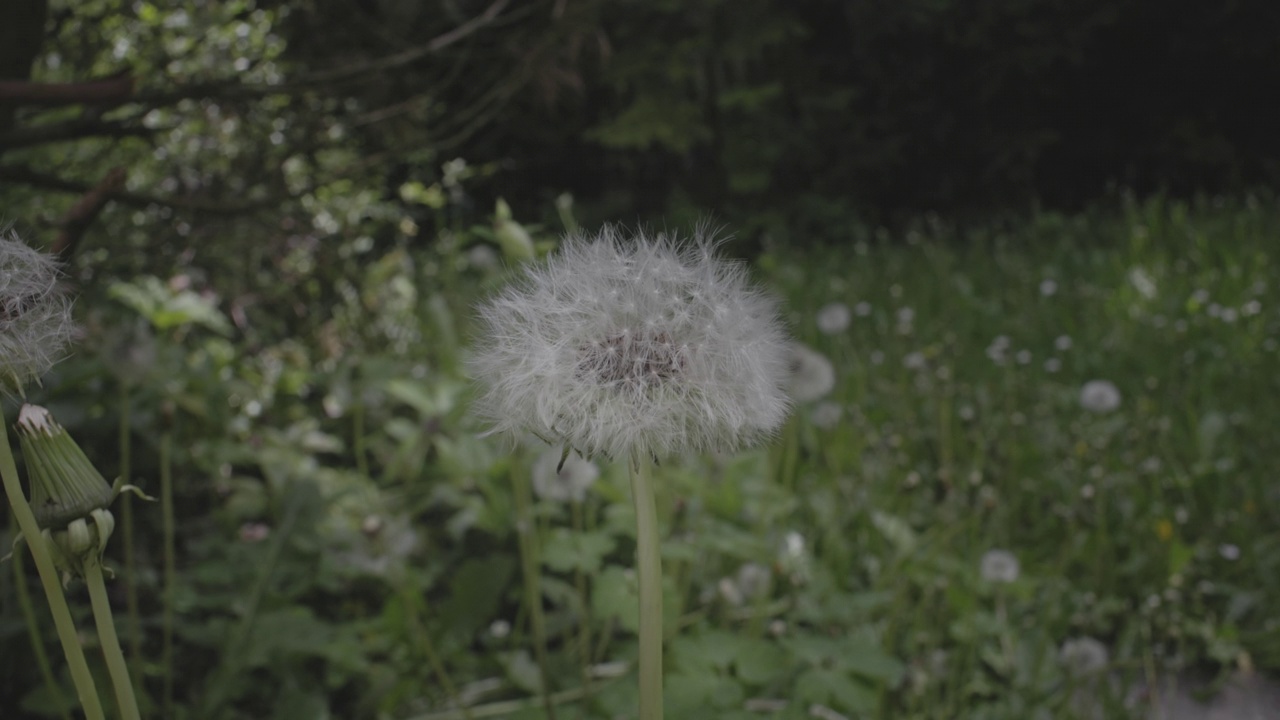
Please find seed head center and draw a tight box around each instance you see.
[578,331,687,389]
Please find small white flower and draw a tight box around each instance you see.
[1079,380,1121,413]
[787,342,835,402]
[815,302,851,334]
[0,231,77,394]
[1128,267,1157,299]
[531,446,599,503]
[809,401,843,429]
[469,226,792,460]
[1059,637,1109,676]
[980,549,1020,583]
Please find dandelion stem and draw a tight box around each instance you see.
[84,556,142,720]
[570,500,595,705]
[511,464,557,720]
[117,384,144,693]
[629,459,663,720]
[160,415,177,717]
[0,420,106,720]
[12,545,73,720]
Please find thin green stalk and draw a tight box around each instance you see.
[570,500,594,709]
[158,420,176,719]
[12,546,74,720]
[0,420,107,720]
[117,384,143,690]
[511,464,557,720]
[84,556,142,720]
[629,459,663,720]
[397,581,472,720]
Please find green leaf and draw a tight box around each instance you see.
[541,527,616,573]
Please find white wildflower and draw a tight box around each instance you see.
[1079,380,1121,413]
[531,446,599,503]
[468,226,792,460]
[980,549,1020,583]
[1059,637,1109,676]
[787,342,835,402]
[815,302,851,334]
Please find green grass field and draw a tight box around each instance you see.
[3,195,1276,719]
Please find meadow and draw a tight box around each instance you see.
[2,195,1276,719]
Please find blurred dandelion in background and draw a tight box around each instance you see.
[1058,636,1110,676]
[531,446,599,503]
[816,302,851,334]
[786,342,835,402]
[1079,380,1122,413]
[980,549,1020,583]
[809,400,843,429]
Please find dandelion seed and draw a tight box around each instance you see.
[1079,380,1121,413]
[787,342,835,402]
[468,226,792,460]
[980,549,1020,583]
[816,302,851,334]
[531,446,599,503]
[1059,637,1109,676]
[0,231,77,395]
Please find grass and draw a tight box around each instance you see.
[2,194,1275,719]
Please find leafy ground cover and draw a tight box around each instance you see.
[1,195,1276,719]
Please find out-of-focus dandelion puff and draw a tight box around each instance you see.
[816,302,851,334]
[1015,349,1032,365]
[1079,380,1121,413]
[465,244,500,272]
[1219,543,1241,561]
[986,335,1010,364]
[1058,637,1110,676]
[854,301,872,317]
[980,549,1020,583]
[809,400,843,429]
[468,225,792,460]
[1040,279,1058,296]
[531,446,599,503]
[1129,267,1157,299]
[1044,358,1062,373]
[786,342,835,402]
[903,351,926,370]
[0,231,77,394]
[1055,335,1073,351]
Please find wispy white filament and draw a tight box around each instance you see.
[0,232,76,393]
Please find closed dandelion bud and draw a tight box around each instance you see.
[14,404,146,577]
[0,231,77,396]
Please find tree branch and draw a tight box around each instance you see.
[0,116,156,150]
[51,166,126,259]
[0,72,134,107]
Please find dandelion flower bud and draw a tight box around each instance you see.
[0,232,76,395]
[468,226,792,460]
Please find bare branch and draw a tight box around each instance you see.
[0,116,157,150]
[52,167,127,259]
[0,73,135,107]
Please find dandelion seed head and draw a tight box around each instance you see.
[468,226,791,460]
[1059,637,1109,676]
[0,231,77,394]
[815,302,851,334]
[1079,379,1121,413]
[786,342,835,402]
[531,446,599,503]
[980,549,1020,583]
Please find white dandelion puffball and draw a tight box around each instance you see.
[469,226,792,460]
[786,342,835,402]
[531,446,600,503]
[980,549,1020,583]
[1058,637,1110,676]
[1079,379,1121,413]
[0,232,76,393]
[815,302,851,334]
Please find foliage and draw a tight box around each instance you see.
[1,195,1276,719]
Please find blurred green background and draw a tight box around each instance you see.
[1,1,1277,718]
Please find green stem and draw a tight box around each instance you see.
[511,464,557,720]
[629,459,663,720]
[399,582,473,720]
[118,384,143,694]
[12,544,73,720]
[84,556,142,720]
[0,420,107,720]
[570,500,594,706]
[160,421,176,718]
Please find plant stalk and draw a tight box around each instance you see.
[0,420,106,720]
[629,459,663,720]
[84,556,142,720]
